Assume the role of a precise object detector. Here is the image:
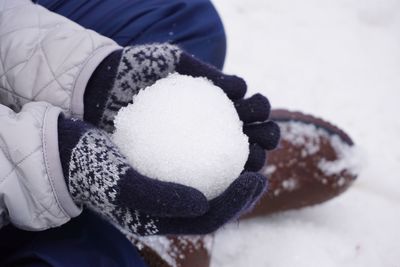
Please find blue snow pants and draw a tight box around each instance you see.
[0,0,226,266]
[0,211,148,267]
[37,0,227,69]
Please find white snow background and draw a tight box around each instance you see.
[210,0,400,266]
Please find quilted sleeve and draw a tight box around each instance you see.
[0,0,121,118]
[0,102,81,230]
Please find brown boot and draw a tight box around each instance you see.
[132,109,359,266]
[242,109,359,219]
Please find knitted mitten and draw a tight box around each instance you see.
[58,116,266,235]
[84,44,280,172]
[57,115,207,219]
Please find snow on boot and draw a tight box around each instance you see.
[242,109,359,218]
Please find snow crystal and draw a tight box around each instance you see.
[133,235,213,267]
[138,236,175,266]
[279,121,326,156]
[318,135,362,176]
[113,73,249,200]
[263,165,277,175]
[281,178,298,191]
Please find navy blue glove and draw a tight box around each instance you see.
[58,116,266,235]
[84,44,280,172]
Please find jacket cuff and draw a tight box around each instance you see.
[71,45,122,119]
[42,106,82,218]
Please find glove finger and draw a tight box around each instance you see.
[117,168,209,218]
[244,143,266,172]
[176,52,247,100]
[142,172,263,235]
[243,121,281,150]
[235,93,271,123]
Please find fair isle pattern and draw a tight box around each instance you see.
[68,129,159,235]
[112,206,159,236]
[99,44,181,132]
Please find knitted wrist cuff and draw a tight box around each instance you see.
[57,115,92,181]
[84,49,123,126]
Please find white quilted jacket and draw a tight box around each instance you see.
[0,0,121,230]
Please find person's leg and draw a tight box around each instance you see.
[36,0,227,69]
[0,210,147,267]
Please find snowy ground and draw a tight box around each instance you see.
[210,0,400,266]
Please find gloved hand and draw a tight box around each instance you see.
[84,44,280,172]
[58,116,267,235]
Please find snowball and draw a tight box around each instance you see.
[112,73,249,200]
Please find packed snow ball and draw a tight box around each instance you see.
[112,73,249,199]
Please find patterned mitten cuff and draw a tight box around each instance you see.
[84,45,181,132]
